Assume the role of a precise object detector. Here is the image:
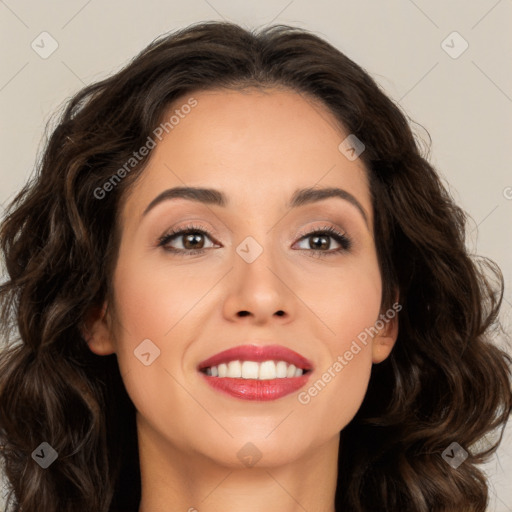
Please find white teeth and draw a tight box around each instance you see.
[241,361,259,379]
[286,364,297,378]
[276,361,288,378]
[227,360,242,378]
[204,360,305,380]
[218,363,228,378]
[259,361,276,380]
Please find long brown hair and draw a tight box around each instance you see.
[1,21,511,512]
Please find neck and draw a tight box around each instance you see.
[136,414,339,512]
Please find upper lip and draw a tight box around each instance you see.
[197,344,313,371]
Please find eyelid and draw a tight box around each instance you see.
[295,223,347,239]
[157,222,219,247]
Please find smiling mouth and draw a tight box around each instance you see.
[197,343,313,400]
[200,359,311,380]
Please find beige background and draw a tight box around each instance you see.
[1,0,511,510]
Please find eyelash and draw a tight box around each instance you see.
[157,223,352,258]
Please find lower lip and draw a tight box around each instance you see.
[200,373,311,401]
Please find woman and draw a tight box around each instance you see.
[0,21,510,512]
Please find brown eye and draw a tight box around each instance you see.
[181,232,206,250]
[294,226,351,256]
[308,234,331,250]
[158,225,218,255]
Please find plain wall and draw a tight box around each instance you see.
[1,1,511,510]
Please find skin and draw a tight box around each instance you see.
[84,88,398,512]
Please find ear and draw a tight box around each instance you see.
[371,305,399,364]
[81,302,116,356]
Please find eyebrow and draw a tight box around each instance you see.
[142,186,369,226]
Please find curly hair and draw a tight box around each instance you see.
[0,20,511,512]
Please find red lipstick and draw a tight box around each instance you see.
[201,373,310,400]
[197,344,313,401]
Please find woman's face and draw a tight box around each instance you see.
[87,87,397,468]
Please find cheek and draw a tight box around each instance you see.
[107,255,184,395]
[293,255,381,430]
[298,348,373,437]
[108,256,201,436]
[296,251,382,347]
[110,252,204,351]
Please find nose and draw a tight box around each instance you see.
[222,244,294,325]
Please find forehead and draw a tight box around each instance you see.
[120,87,372,226]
